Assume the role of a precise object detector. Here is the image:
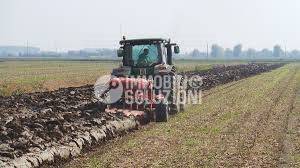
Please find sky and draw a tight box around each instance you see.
[1,0,300,52]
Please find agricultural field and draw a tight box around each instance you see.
[0,60,118,96]
[0,59,216,96]
[3,1,300,168]
[65,63,300,168]
[0,62,288,167]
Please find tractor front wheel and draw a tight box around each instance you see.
[155,103,169,122]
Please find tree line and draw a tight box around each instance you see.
[186,44,300,59]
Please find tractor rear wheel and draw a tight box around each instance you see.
[155,103,169,122]
[179,91,185,112]
[179,102,185,112]
[170,103,180,114]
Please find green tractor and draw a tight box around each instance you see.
[105,37,185,122]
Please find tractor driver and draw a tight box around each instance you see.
[137,48,150,66]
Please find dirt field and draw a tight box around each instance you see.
[0,63,282,167]
[65,63,300,168]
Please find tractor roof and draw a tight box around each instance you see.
[119,38,168,45]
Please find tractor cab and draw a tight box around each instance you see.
[113,38,180,76]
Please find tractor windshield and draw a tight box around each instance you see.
[131,44,159,67]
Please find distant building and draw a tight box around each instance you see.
[0,46,40,57]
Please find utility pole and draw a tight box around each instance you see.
[54,41,58,53]
[26,41,29,57]
[285,46,287,57]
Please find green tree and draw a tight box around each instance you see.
[247,48,256,58]
[211,44,224,58]
[290,50,300,58]
[273,45,283,57]
[233,44,242,57]
[190,49,201,58]
[224,48,233,58]
[259,48,272,58]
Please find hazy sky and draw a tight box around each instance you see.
[1,0,300,51]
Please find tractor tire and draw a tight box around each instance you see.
[155,103,169,122]
[179,102,185,112]
[175,75,186,112]
[179,91,186,112]
[169,85,180,114]
[170,103,180,114]
[169,75,180,114]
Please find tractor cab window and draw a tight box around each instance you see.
[131,44,159,67]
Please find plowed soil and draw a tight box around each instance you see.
[65,63,300,168]
[0,63,284,167]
